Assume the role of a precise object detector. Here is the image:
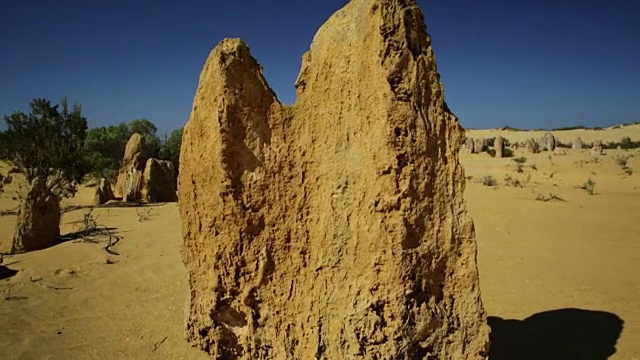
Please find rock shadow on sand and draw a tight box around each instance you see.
[489,308,624,360]
[0,265,18,280]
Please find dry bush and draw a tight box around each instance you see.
[535,193,566,202]
[577,178,596,195]
[503,175,523,187]
[136,207,153,222]
[480,175,498,187]
[614,155,633,175]
[67,208,120,255]
[512,157,528,173]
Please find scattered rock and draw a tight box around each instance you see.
[572,137,583,149]
[553,147,567,156]
[541,132,556,151]
[123,133,148,169]
[115,133,148,199]
[591,140,603,156]
[526,138,539,153]
[141,159,177,203]
[10,178,60,254]
[465,137,476,153]
[494,135,505,158]
[178,1,489,358]
[92,178,114,206]
[122,168,143,202]
[474,137,487,153]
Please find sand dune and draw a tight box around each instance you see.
[1,127,639,359]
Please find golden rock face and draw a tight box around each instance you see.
[178,1,489,358]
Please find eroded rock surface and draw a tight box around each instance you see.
[474,137,486,154]
[141,158,177,203]
[573,137,583,149]
[540,132,556,151]
[178,0,489,358]
[465,137,476,153]
[11,178,60,254]
[115,133,148,199]
[526,138,540,153]
[92,178,114,206]
[494,135,505,158]
[591,140,604,155]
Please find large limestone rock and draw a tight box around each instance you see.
[11,178,60,254]
[141,158,177,203]
[92,178,114,206]
[115,133,148,199]
[178,0,489,358]
[494,135,505,158]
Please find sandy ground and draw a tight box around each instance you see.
[468,123,640,144]
[1,127,639,359]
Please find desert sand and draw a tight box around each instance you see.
[1,125,639,359]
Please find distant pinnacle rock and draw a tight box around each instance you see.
[178,0,489,358]
[115,133,148,199]
[495,135,505,158]
[591,140,604,155]
[526,138,540,154]
[573,137,583,149]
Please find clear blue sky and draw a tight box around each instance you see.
[1,0,639,134]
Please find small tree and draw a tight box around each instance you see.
[1,98,90,253]
[1,98,89,198]
[84,123,129,180]
[581,178,596,195]
[159,127,183,176]
[512,157,528,173]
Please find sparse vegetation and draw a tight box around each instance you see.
[0,97,90,199]
[503,175,523,187]
[603,136,640,150]
[84,119,183,183]
[502,148,514,157]
[535,193,566,202]
[136,207,154,222]
[158,128,183,177]
[615,155,629,167]
[481,175,498,187]
[578,178,596,195]
[512,157,528,173]
[67,208,121,255]
[614,155,633,175]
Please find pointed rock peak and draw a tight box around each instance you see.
[179,0,489,358]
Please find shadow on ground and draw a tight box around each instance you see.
[0,265,18,280]
[62,201,167,214]
[59,227,119,243]
[1,201,167,217]
[489,308,624,360]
